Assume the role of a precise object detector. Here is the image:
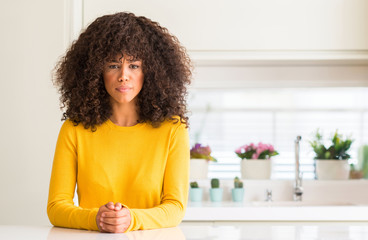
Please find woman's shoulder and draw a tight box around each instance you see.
[156,116,188,136]
[60,119,81,129]
[62,119,75,126]
[162,115,187,127]
[146,115,186,131]
[59,119,86,133]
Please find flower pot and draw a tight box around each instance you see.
[209,188,223,202]
[231,188,244,202]
[241,159,272,179]
[315,159,350,180]
[190,159,209,179]
[189,188,203,202]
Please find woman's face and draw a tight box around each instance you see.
[103,54,144,107]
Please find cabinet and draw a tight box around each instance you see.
[83,0,368,51]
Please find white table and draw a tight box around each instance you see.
[2,223,368,240]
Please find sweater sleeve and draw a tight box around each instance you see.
[125,122,190,232]
[47,120,99,231]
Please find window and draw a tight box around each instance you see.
[188,87,368,179]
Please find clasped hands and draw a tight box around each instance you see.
[96,201,131,233]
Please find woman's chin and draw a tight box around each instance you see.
[111,97,136,106]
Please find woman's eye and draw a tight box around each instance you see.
[130,64,140,69]
[108,65,120,69]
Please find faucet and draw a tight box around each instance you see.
[265,189,273,202]
[294,136,303,201]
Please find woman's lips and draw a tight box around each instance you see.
[116,87,132,93]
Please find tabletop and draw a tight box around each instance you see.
[1,222,368,240]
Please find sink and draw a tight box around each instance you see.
[251,201,355,207]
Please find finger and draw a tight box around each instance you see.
[114,202,122,211]
[103,222,130,233]
[121,207,130,219]
[105,201,115,210]
[100,222,129,233]
[101,208,128,218]
[97,225,108,233]
[100,216,126,225]
[96,217,108,233]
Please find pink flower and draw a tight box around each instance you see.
[190,143,217,162]
[235,142,278,160]
[268,145,274,152]
[235,147,242,154]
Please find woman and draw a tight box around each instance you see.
[47,12,192,233]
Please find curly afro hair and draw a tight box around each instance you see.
[53,12,192,131]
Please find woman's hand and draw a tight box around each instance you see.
[96,202,131,233]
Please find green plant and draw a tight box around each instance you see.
[309,129,353,160]
[190,181,199,188]
[190,143,217,162]
[234,177,243,188]
[211,178,220,188]
[358,145,368,178]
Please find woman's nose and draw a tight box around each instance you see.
[118,75,128,82]
[118,66,129,82]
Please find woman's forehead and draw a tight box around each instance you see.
[107,52,141,62]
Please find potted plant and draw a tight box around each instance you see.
[358,145,368,179]
[309,129,353,180]
[231,177,244,202]
[190,143,217,179]
[189,181,203,202]
[209,178,223,202]
[235,142,278,179]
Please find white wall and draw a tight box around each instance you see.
[0,0,367,227]
[0,1,65,225]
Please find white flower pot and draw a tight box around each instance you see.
[241,159,272,179]
[315,159,350,180]
[190,159,209,179]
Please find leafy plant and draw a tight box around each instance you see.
[358,145,368,178]
[234,177,243,188]
[190,143,217,162]
[211,178,220,188]
[190,181,199,188]
[235,142,279,160]
[309,129,353,160]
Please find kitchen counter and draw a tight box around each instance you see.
[2,223,368,240]
[184,180,368,221]
[184,201,368,221]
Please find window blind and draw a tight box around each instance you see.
[187,87,368,179]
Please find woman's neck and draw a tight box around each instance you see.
[109,102,139,127]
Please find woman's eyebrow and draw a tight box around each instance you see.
[127,59,140,63]
[108,59,121,63]
[108,58,140,63]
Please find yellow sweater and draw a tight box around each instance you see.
[47,118,190,232]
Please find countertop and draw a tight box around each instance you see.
[184,180,368,221]
[184,201,368,221]
[2,223,368,240]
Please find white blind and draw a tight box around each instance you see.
[187,87,368,179]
